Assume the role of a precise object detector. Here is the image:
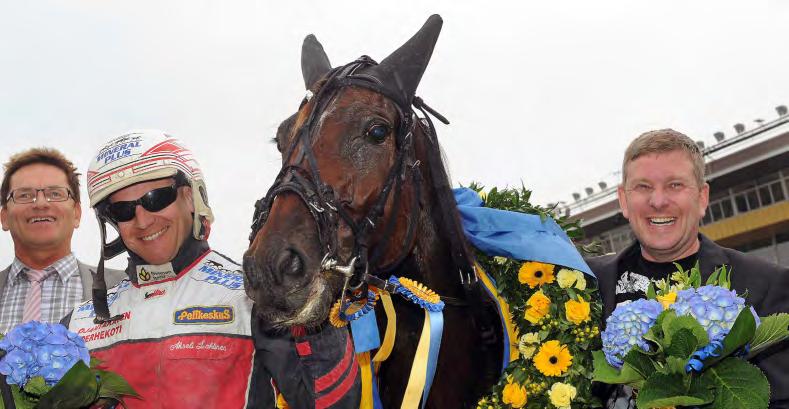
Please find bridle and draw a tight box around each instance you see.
[247,56,446,298]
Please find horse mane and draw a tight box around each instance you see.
[415,116,477,280]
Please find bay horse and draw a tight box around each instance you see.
[244,15,502,408]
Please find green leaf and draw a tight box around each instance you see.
[636,372,714,408]
[95,369,140,399]
[643,310,673,352]
[701,358,769,409]
[665,356,689,375]
[646,282,657,300]
[22,376,49,397]
[665,328,701,359]
[566,287,578,301]
[706,267,721,286]
[710,308,757,366]
[592,350,644,385]
[749,313,789,357]
[664,313,709,348]
[623,348,657,379]
[37,360,99,408]
[690,263,702,288]
[8,385,37,409]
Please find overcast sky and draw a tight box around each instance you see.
[2,0,788,269]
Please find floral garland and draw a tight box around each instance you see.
[470,184,603,409]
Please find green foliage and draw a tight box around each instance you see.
[0,359,138,409]
[664,329,701,360]
[749,313,789,357]
[636,373,714,408]
[96,369,140,401]
[700,358,769,409]
[22,376,48,397]
[38,361,98,408]
[710,309,757,366]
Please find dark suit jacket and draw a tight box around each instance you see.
[587,234,789,408]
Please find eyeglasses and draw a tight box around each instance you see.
[7,187,73,204]
[107,185,180,223]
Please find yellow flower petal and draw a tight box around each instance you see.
[565,297,591,325]
[533,340,573,377]
[501,381,528,408]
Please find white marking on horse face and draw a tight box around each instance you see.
[316,104,338,131]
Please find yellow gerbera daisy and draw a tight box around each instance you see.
[518,261,556,288]
[533,340,573,376]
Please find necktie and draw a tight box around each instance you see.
[22,269,48,322]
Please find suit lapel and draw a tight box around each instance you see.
[0,265,9,295]
[697,234,729,282]
[77,261,94,300]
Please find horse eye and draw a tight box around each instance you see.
[366,124,390,143]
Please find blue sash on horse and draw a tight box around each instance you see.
[453,187,594,277]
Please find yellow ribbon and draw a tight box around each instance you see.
[373,290,396,368]
[400,310,432,409]
[475,263,520,362]
[357,351,374,409]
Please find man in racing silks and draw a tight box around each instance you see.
[63,130,359,408]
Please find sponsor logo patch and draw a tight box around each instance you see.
[76,280,131,319]
[77,311,131,342]
[96,135,143,165]
[136,263,177,284]
[144,288,166,300]
[192,259,244,290]
[174,306,234,325]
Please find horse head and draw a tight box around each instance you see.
[244,15,444,330]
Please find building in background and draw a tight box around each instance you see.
[567,105,789,267]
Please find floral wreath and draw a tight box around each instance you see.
[471,184,603,409]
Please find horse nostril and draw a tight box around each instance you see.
[275,249,304,282]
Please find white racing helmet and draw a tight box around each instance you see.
[88,130,214,257]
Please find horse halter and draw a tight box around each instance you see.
[248,56,442,298]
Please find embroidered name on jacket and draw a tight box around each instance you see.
[174,306,234,324]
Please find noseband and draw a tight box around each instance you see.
[248,56,446,298]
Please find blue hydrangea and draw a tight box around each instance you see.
[0,321,90,386]
[671,285,746,343]
[601,299,663,368]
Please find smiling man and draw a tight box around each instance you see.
[589,129,789,409]
[0,148,124,334]
[62,131,358,409]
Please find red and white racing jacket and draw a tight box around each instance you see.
[67,250,255,409]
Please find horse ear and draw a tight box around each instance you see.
[368,14,443,107]
[301,34,332,90]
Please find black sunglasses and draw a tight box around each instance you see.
[107,185,180,223]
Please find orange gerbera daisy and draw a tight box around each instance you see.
[533,340,573,376]
[518,261,556,288]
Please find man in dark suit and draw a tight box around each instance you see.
[0,148,123,334]
[587,129,789,408]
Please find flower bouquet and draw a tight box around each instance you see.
[0,321,137,409]
[593,264,789,409]
[467,185,603,409]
